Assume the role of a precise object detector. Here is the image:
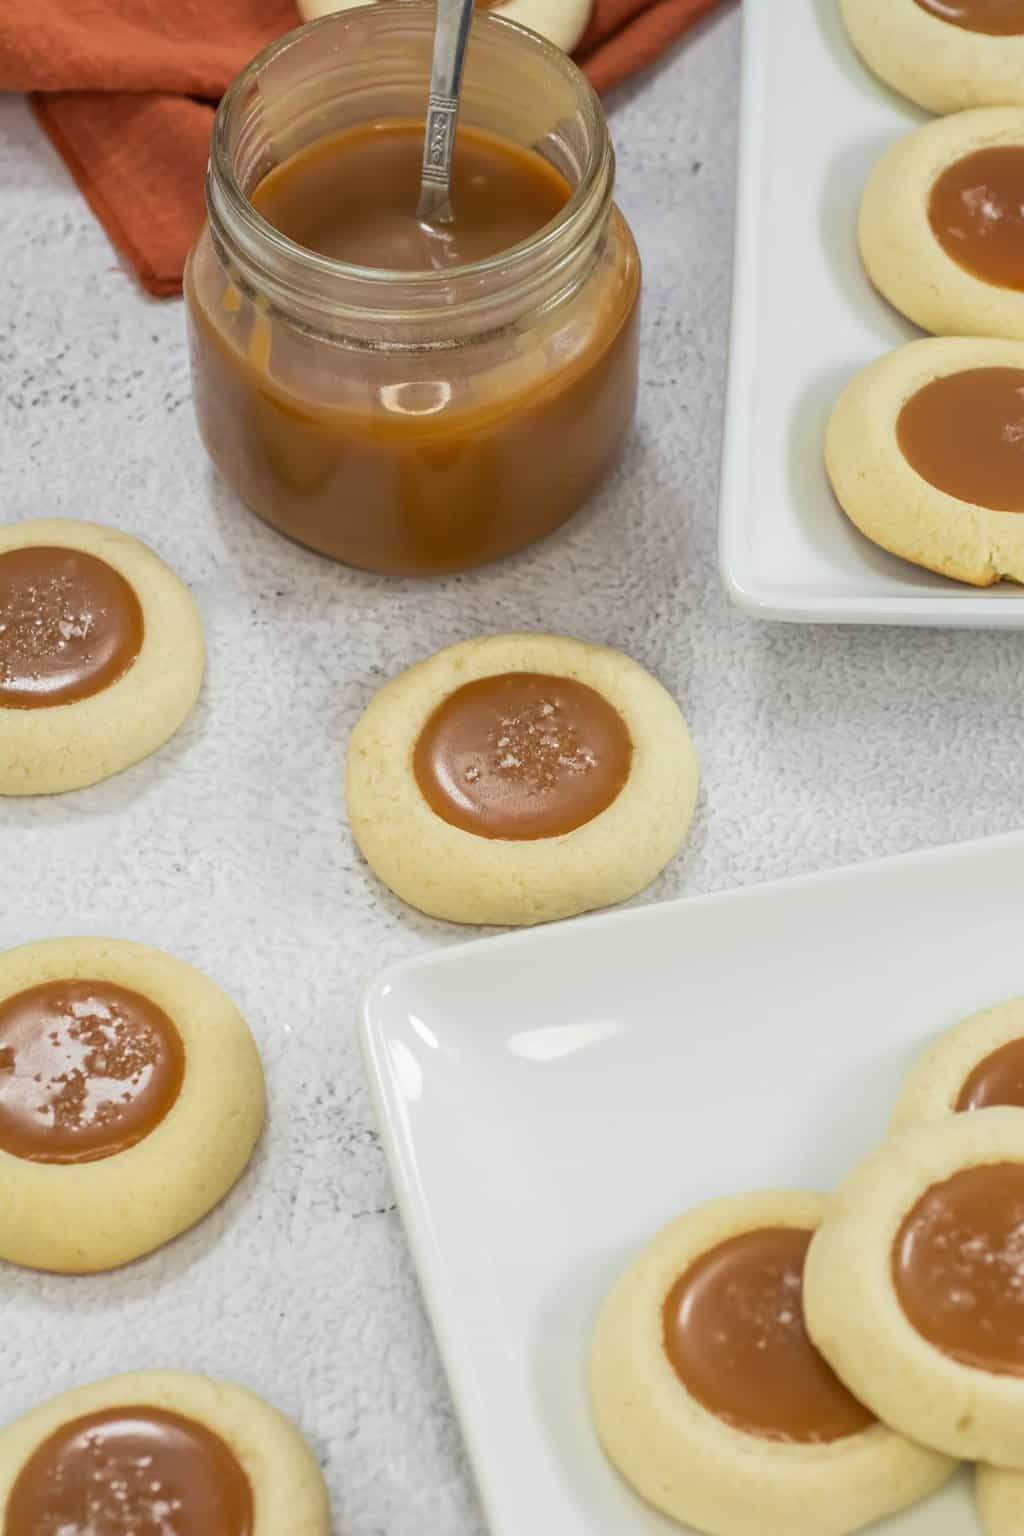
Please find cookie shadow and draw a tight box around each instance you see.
[818,135,922,347]
[533,1254,681,1534]
[809,0,930,126]
[787,1041,916,1184]
[0,1148,267,1316]
[787,362,956,590]
[1,698,208,830]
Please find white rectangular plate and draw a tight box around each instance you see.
[718,0,1024,626]
[359,834,1024,1533]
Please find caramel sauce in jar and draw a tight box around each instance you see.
[185,10,640,576]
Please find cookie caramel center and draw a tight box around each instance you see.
[0,546,144,709]
[3,1405,253,1536]
[896,367,1024,512]
[893,1162,1024,1374]
[929,146,1024,291]
[412,671,633,839]
[0,979,185,1164]
[912,0,1024,33]
[957,1037,1024,1110]
[662,1227,875,1442]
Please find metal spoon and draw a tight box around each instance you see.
[417,0,476,224]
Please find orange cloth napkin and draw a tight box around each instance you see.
[581,0,726,92]
[1,0,725,297]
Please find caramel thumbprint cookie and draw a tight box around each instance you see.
[0,1371,329,1536]
[826,337,1024,585]
[860,109,1024,341]
[346,634,699,925]
[296,0,592,54]
[0,519,203,793]
[0,937,264,1272]
[892,997,1024,1127]
[591,1190,954,1536]
[841,0,1024,115]
[806,1108,1024,1466]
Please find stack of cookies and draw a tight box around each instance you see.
[591,998,1024,1536]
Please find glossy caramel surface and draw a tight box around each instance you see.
[663,1228,874,1442]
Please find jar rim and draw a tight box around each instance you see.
[210,1,611,292]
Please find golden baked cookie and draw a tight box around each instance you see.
[805,1108,1024,1467]
[295,0,593,54]
[590,1190,954,1536]
[841,0,1024,116]
[892,998,1024,1129]
[0,518,204,794]
[976,1463,1024,1534]
[0,1371,329,1536]
[0,937,265,1273]
[345,633,699,926]
[826,336,1024,585]
[860,109,1024,341]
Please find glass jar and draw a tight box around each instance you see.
[185,2,641,576]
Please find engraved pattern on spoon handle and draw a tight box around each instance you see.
[418,0,475,218]
[422,94,460,186]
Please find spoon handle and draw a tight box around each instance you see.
[417,0,476,223]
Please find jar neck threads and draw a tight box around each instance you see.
[206,3,614,348]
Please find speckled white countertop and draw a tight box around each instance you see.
[5,6,1024,1530]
